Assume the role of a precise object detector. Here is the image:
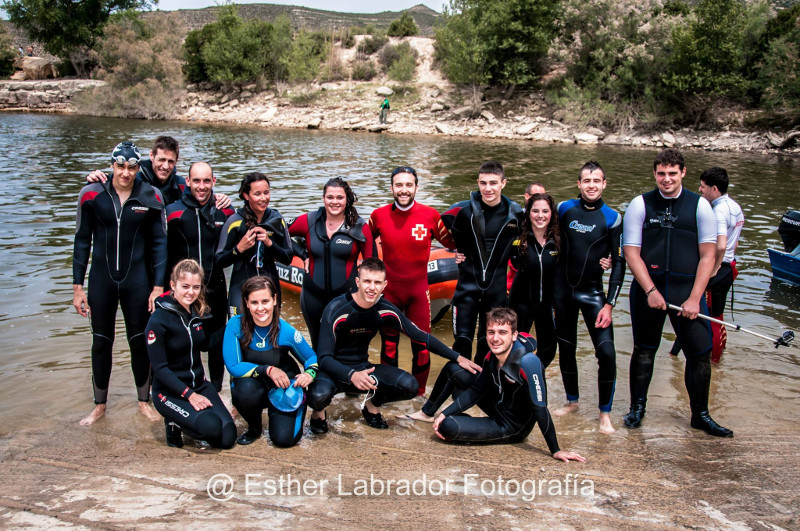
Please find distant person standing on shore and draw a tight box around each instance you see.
[379,98,390,124]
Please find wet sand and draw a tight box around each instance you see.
[1,316,798,529]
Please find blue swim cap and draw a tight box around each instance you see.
[268,381,306,412]
[111,140,141,166]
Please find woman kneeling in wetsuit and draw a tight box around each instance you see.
[147,259,237,449]
[223,276,318,447]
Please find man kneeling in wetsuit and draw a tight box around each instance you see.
[433,308,585,462]
[307,258,481,432]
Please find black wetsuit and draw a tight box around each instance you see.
[509,235,559,368]
[73,179,167,404]
[137,159,186,205]
[165,192,234,391]
[307,292,460,411]
[224,316,319,448]
[624,189,714,415]
[437,336,560,452]
[554,197,624,413]
[288,208,373,349]
[215,205,293,316]
[441,192,522,359]
[147,295,236,449]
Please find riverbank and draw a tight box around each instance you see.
[2,77,799,156]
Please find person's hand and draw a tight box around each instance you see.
[454,252,466,264]
[86,170,108,184]
[73,285,89,317]
[456,356,481,374]
[433,414,446,440]
[678,297,701,320]
[594,304,613,329]
[236,228,260,253]
[148,286,164,313]
[303,258,310,274]
[214,193,231,209]
[350,367,377,391]
[269,366,291,388]
[646,288,667,310]
[253,226,272,247]
[599,256,611,270]
[552,450,586,463]
[295,372,313,388]
[188,392,212,411]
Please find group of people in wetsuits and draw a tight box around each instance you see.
[72,137,743,460]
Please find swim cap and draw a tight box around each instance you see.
[111,140,141,166]
[268,380,306,412]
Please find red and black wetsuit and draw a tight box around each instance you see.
[369,200,455,393]
[436,335,560,452]
[137,159,186,205]
[307,292,460,412]
[441,192,522,360]
[73,179,167,404]
[165,192,234,391]
[215,205,293,316]
[147,294,236,449]
[288,207,373,349]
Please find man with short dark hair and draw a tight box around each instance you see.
[622,149,732,437]
[369,165,456,394]
[307,258,480,433]
[670,167,744,362]
[432,308,585,462]
[165,162,234,391]
[73,141,167,426]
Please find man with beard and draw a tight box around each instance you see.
[368,166,456,395]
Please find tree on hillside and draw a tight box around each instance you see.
[387,12,418,37]
[2,0,154,76]
[0,24,16,78]
[434,0,559,88]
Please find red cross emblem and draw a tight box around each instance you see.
[412,224,428,241]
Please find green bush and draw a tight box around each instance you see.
[0,25,17,78]
[757,26,800,110]
[351,59,377,80]
[379,42,417,69]
[388,52,416,82]
[357,35,388,55]
[183,23,219,84]
[387,13,418,37]
[282,30,323,82]
[201,6,273,84]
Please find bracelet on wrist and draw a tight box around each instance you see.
[645,286,657,296]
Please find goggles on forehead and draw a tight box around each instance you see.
[112,155,140,166]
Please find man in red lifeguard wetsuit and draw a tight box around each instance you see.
[369,166,456,394]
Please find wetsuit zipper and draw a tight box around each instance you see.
[324,238,332,293]
[470,212,511,284]
[664,202,672,274]
[182,315,197,388]
[536,241,545,303]
[196,208,202,269]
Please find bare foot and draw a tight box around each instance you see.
[138,402,161,422]
[599,413,615,434]
[398,410,434,423]
[229,406,238,420]
[79,404,106,426]
[552,401,580,417]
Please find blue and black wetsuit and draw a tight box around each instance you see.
[509,235,559,368]
[137,159,186,205]
[554,197,624,413]
[441,192,522,360]
[308,292,459,411]
[215,205,293,316]
[73,179,167,404]
[166,192,234,391]
[147,295,236,449]
[223,316,318,448]
[437,336,560,452]
[288,207,373,349]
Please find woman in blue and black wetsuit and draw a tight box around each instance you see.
[509,193,560,368]
[216,173,293,317]
[223,276,319,447]
[146,259,237,449]
[288,177,373,349]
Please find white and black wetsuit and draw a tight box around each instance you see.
[73,179,167,404]
[554,197,624,413]
[623,187,716,414]
[147,295,236,449]
[436,336,560,451]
